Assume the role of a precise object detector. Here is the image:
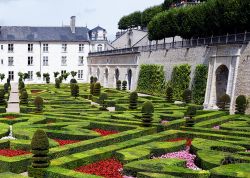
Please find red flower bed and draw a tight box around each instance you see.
[166,138,192,147]
[0,149,30,157]
[75,158,123,178]
[31,89,43,94]
[92,129,119,136]
[54,139,81,146]
[4,116,16,120]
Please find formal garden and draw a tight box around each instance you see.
[0,70,248,178]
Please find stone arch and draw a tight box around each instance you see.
[97,68,100,80]
[115,68,120,82]
[216,65,229,101]
[104,68,109,87]
[127,69,132,90]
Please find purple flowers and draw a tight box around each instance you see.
[213,125,220,130]
[153,146,201,170]
[161,120,169,125]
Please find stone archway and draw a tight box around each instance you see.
[216,65,229,101]
[104,68,109,87]
[115,68,119,82]
[128,69,132,90]
[97,68,100,80]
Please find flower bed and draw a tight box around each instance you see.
[31,89,43,94]
[0,149,30,157]
[54,139,81,146]
[75,158,123,178]
[4,116,16,120]
[92,129,119,136]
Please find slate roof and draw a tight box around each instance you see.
[90,26,106,33]
[0,26,90,42]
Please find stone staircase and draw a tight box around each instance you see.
[6,83,20,113]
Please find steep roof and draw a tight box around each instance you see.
[0,26,90,42]
[90,26,106,33]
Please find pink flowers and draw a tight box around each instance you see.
[92,129,119,136]
[213,125,220,130]
[0,149,30,157]
[54,139,81,146]
[153,146,201,170]
[161,120,169,125]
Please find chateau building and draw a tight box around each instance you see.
[0,16,107,83]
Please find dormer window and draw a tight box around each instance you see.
[97,44,103,52]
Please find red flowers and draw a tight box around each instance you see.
[75,158,123,178]
[92,129,119,136]
[166,138,192,147]
[0,149,30,157]
[54,139,81,146]
[4,116,16,120]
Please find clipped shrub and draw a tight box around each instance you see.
[116,80,121,90]
[141,101,154,127]
[129,91,138,110]
[192,64,208,105]
[18,81,25,91]
[221,156,243,165]
[36,72,41,78]
[70,71,77,78]
[31,129,50,169]
[137,64,165,95]
[0,89,6,105]
[235,95,248,115]
[45,76,50,84]
[23,73,29,81]
[55,78,60,88]
[58,76,63,83]
[183,89,192,104]
[70,78,77,84]
[62,72,70,81]
[6,78,10,85]
[34,96,44,112]
[99,93,108,111]
[53,72,59,78]
[166,87,174,103]
[217,94,231,112]
[20,90,28,104]
[71,84,79,99]
[122,80,127,91]
[93,82,101,96]
[0,73,5,82]
[93,77,98,83]
[185,106,196,127]
[90,83,95,95]
[4,83,9,93]
[90,76,94,84]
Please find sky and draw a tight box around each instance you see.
[0,0,163,40]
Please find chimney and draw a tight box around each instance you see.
[70,16,76,34]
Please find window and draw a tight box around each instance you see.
[78,70,83,79]
[1,59,3,65]
[8,44,14,52]
[43,56,48,66]
[28,44,33,52]
[78,56,84,66]
[79,44,84,52]
[43,44,48,52]
[61,56,67,66]
[97,44,103,52]
[28,56,33,66]
[28,71,33,80]
[1,45,3,50]
[62,44,67,52]
[8,57,14,66]
[61,70,66,76]
[8,71,14,81]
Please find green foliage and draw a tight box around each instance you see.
[18,81,25,91]
[43,73,50,84]
[0,74,5,82]
[137,64,165,95]
[34,96,44,112]
[36,72,41,78]
[166,87,174,103]
[18,72,24,79]
[90,83,95,95]
[20,91,28,104]
[116,80,121,90]
[192,64,208,105]
[185,106,197,127]
[118,11,142,30]
[0,89,6,105]
[162,0,175,10]
[182,89,192,104]
[70,71,77,78]
[4,83,9,93]
[70,78,77,84]
[62,72,70,81]
[58,76,63,83]
[70,84,79,99]
[122,81,127,91]
[141,5,163,28]
[170,64,191,100]
[235,95,248,115]
[99,93,108,111]
[217,94,231,112]
[53,72,59,78]
[141,101,154,127]
[90,76,94,84]
[129,92,138,110]
[93,77,98,83]
[55,78,60,88]
[93,82,101,96]
[31,129,50,169]
[23,73,29,81]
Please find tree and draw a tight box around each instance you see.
[162,0,174,10]
[53,72,59,78]
[4,83,9,93]
[183,89,192,104]
[31,129,50,169]
[23,73,29,81]
[18,72,24,80]
[70,71,77,78]
[20,90,28,104]
[141,101,154,127]
[0,89,6,106]
[0,74,5,82]
[18,80,25,91]
[71,84,79,99]
[90,76,94,84]
[141,5,163,28]
[34,96,44,112]
[235,95,248,115]
[62,72,70,81]
[93,82,101,96]
[217,94,231,112]
[129,92,138,110]
[99,93,108,111]
[185,106,197,127]
[166,87,174,103]
[55,78,60,88]
[122,81,127,91]
[118,11,142,30]
[116,80,121,90]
